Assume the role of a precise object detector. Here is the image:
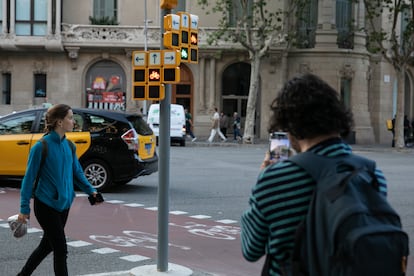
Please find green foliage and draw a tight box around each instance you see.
[196,0,301,50]
[361,0,414,64]
[89,16,119,25]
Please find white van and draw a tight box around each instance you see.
[147,103,186,146]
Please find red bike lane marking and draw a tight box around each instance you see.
[3,188,413,275]
[67,197,264,276]
[0,189,262,275]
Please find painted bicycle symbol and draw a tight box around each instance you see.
[89,230,191,251]
[169,221,240,240]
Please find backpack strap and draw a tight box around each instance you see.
[33,138,48,197]
[289,152,378,196]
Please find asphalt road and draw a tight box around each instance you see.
[0,144,413,275]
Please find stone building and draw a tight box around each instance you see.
[0,0,406,144]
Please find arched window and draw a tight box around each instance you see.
[222,63,251,96]
[222,62,251,119]
[85,60,126,110]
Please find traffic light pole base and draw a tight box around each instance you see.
[129,263,193,275]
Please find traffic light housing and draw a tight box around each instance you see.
[132,68,147,100]
[164,14,180,50]
[190,31,198,63]
[160,0,177,9]
[132,51,148,100]
[162,67,180,83]
[147,84,165,100]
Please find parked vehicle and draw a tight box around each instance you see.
[146,103,186,146]
[0,108,158,191]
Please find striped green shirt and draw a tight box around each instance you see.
[241,138,387,275]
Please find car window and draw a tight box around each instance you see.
[128,115,153,135]
[73,113,84,131]
[85,114,117,133]
[0,113,36,134]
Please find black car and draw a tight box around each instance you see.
[0,108,158,191]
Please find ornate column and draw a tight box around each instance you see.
[208,57,216,111]
[198,56,206,112]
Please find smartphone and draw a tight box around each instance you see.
[269,132,290,160]
[88,193,104,205]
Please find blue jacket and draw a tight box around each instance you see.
[20,131,96,214]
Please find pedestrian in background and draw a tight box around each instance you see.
[233,112,242,141]
[241,74,388,275]
[185,108,197,142]
[207,107,227,143]
[220,111,230,138]
[16,104,102,276]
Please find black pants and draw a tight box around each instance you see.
[18,198,70,276]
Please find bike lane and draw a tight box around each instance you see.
[0,188,263,276]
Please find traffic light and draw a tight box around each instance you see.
[180,47,189,62]
[148,68,162,84]
[164,14,180,49]
[132,51,148,100]
[160,0,177,9]
[189,14,199,64]
[132,68,147,100]
[162,67,180,83]
[147,84,165,100]
[178,12,190,48]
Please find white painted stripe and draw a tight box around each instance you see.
[216,219,238,224]
[123,203,144,207]
[190,215,211,219]
[76,271,130,276]
[67,240,93,247]
[170,211,188,215]
[92,247,120,254]
[119,254,150,262]
[106,200,125,204]
[75,193,88,197]
[0,223,9,228]
[27,227,43,233]
[145,207,158,211]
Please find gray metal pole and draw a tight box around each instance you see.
[157,8,171,272]
[142,0,148,115]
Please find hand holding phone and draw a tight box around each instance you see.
[269,132,290,160]
[88,192,104,205]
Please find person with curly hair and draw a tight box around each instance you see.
[240,73,388,275]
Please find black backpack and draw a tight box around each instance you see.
[289,152,409,276]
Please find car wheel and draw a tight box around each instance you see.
[83,159,112,191]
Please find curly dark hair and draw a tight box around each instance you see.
[268,73,353,140]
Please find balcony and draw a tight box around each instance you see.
[0,24,260,52]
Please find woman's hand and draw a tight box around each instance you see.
[17,213,29,223]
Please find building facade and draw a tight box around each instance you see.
[0,0,407,144]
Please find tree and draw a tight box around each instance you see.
[361,0,414,148]
[197,0,300,143]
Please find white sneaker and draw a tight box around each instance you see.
[192,137,197,142]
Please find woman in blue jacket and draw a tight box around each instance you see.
[17,104,101,276]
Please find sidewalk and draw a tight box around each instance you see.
[185,136,414,153]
